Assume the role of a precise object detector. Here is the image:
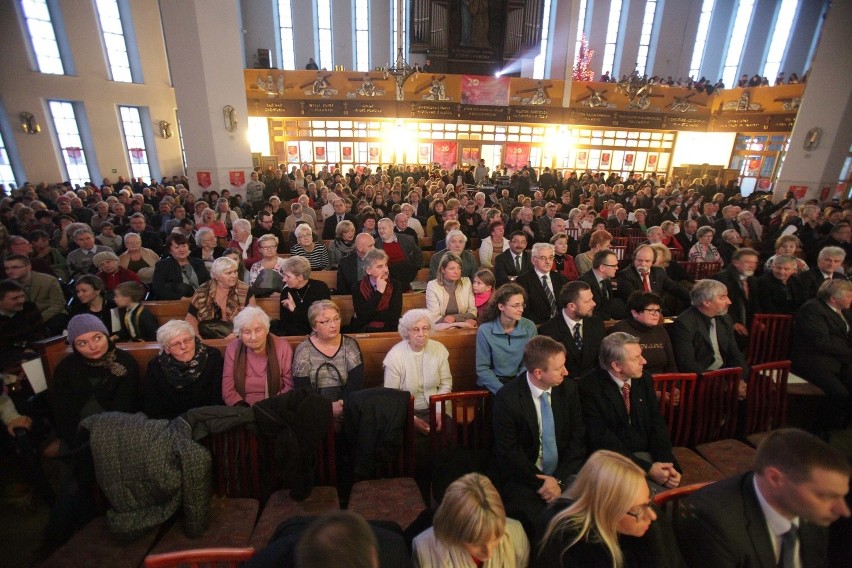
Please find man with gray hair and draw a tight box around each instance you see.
[798,246,846,300]
[578,331,682,489]
[66,227,112,279]
[515,242,568,324]
[671,279,748,386]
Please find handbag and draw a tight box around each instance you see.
[198,319,234,339]
[251,269,284,298]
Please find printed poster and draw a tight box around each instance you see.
[432,141,458,169]
[196,171,211,188]
[461,75,510,106]
[419,144,432,164]
[504,143,530,169]
[287,144,300,163]
[229,170,245,187]
[342,144,353,162]
[600,151,611,169]
[575,150,588,170]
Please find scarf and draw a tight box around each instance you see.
[158,337,209,389]
[359,275,393,329]
[193,279,250,323]
[233,334,281,399]
[84,344,129,377]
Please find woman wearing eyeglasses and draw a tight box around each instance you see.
[536,450,664,568]
[609,292,677,374]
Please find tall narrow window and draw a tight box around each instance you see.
[392,0,406,58]
[635,0,659,76]
[118,106,151,180]
[0,130,18,189]
[533,0,553,79]
[278,0,296,70]
[94,0,132,82]
[721,0,756,88]
[574,0,589,62]
[316,0,333,69]
[762,0,799,82]
[354,0,370,71]
[689,0,716,80]
[48,101,91,187]
[20,0,65,74]
[602,0,624,76]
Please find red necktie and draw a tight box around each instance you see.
[621,382,631,415]
[642,272,651,292]
[742,278,749,299]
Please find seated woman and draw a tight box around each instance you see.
[413,473,529,567]
[186,256,255,339]
[429,230,478,280]
[688,226,724,265]
[551,232,579,281]
[222,247,247,282]
[142,319,224,420]
[479,220,509,269]
[383,309,452,435]
[293,300,364,425]
[473,268,495,310]
[189,227,225,273]
[94,250,141,293]
[119,232,160,284]
[69,274,115,333]
[765,234,809,274]
[475,283,537,394]
[351,249,403,333]
[575,229,612,275]
[248,233,288,285]
[49,315,139,455]
[277,255,332,336]
[327,220,356,269]
[609,292,677,374]
[151,233,211,300]
[537,450,664,568]
[222,306,293,407]
[198,208,227,240]
[756,254,805,315]
[290,223,330,271]
[426,252,477,330]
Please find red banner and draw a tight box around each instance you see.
[229,170,245,187]
[504,143,530,169]
[432,141,458,169]
[196,171,212,188]
[461,75,510,106]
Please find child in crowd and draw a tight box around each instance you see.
[472,268,495,310]
[111,281,157,342]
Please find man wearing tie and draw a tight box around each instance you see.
[515,243,568,325]
[492,336,586,536]
[321,198,357,240]
[493,231,532,286]
[579,249,628,320]
[675,429,850,568]
[539,281,606,378]
[711,248,760,352]
[616,245,689,315]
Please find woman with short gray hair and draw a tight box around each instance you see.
[291,223,330,271]
[428,229,478,280]
[328,219,357,269]
[277,255,332,335]
[186,256,255,339]
[248,233,287,285]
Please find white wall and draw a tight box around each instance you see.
[671,132,736,167]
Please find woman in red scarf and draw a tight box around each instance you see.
[350,249,402,333]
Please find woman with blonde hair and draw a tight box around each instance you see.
[426,252,477,329]
[413,473,529,567]
[537,450,660,568]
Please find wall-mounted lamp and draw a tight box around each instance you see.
[223,105,238,132]
[159,120,172,139]
[20,112,40,134]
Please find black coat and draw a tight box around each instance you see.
[515,270,568,324]
[151,257,210,300]
[670,306,748,374]
[336,251,364,294]
[796,267,845,300]
[350,277,403,333]
[755,273,803,315]
[142,348,225,420]
[493,249,532,286]
[791,298,852,382]
[711,265,760,329]
[321,213,357,240]
[539,313,606,379]
[616,266,689,313]
[578,270,628,320]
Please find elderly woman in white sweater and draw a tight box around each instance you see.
[426,252,478,330]
[383,308,452,435]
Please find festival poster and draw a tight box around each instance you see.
[460,75,510,106]
[575,150,588,170]
[341,144,353,162]
[789,185,808,199]
[647,153,659,170]
[129,148,145,164]
[469,148,480,161]
[600,151,611,169]
[419,144,432,164]
[287,144,299,163]
[462,147,471,162]
[314,143,326,161]
[196,171,211,188]
[368,143,380,163]
[747,157,762,175]
[229,170,245,187]
[623,152,635,170]
[432,141,458,169]
[504,142,530,169]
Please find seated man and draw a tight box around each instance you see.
[515,243,568,325]
[375,217,421,291]
[539,280,605,378]
[337,233,375,294]
[671,279,748,389]
[791,279,852,433]
[493,231,532,286]
[321,198,356,240]
[282,203,316,233]
[578,332,682,490]
[616,245,689,315]
[711,248,760,352]
[675,429,850,568]
[578,249,628,320]
[0,280,49,370]
[3,254,67,336]
[66,227,113,280]
[798,246,846,300]
[492,336,586,536]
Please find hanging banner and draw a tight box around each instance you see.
[229,171,245,187]
[504,143,530,169]
[461,75,510,106]
[65,147,83,165]
[314,144,326,161]
[600,151,611,169]
[129,148,145,163]
[196,171,212,188]
[747,157,762,175]
[419,144,432,164]
[287,144,300,163]
[623,152,635,170]
[341,145,353,161]
[575,150,588,170]
[432,141,458,169]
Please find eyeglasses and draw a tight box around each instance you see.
[535,256,554,261]
[315,317,341,326]
[504,302,526,309]
[601,263,619,268]
[642,308,662,315]
[259,245,277,250]
[168,337,195,350]
[625,501,654,521]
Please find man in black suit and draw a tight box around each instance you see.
[675,219,698,251]
[791,279,852,432]
[670,279,748,388]
[492,336,586,535]
[578,249,627,320]
[578,332,682,488]
[493,231,532,286]
[322,198,357,240]
[606,207,635,231]
[695,202,717,228]
[712,205,742,243]
[797,246,846,300]
[616,245,689,315]
[675,429,851,568]
[515,242,568,325]
[711,248,760,352]
[336,233,374,294]
[540,281,605,378]
[252,211,287,253]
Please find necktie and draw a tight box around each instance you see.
[709,318,724,370]
[621,382,631,415]
[515,254,521,273]
[540,392,557,475]
[573,322,583,351]
[779,525,798,568]
[542,275,557,317]
[741,278,749,300]
[602,280,611,301]
[642,271,651,292]
[338,215,343,223]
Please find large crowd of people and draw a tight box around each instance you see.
[0,164,850,565]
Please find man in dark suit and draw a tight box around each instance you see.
[540,281,605,378]
[578,332,682,488]
[493,231,532,286]
[797,246,846,300]
[515,242,568,325]
[578,249,627,319]
[675,429,850,568]
[675,219,698,251]
[492,336,586,536]
[695,203,717,228]
[791,280,852,432]
[322,198,357,240]
[711,248,760,352]
[670,279,748,387]
[712,205,742,244]
[606,207,636,231]
[336,233,374,294]
[616,245,689,314]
